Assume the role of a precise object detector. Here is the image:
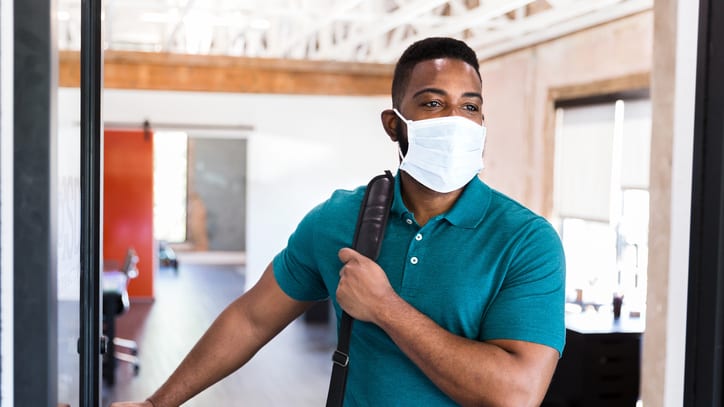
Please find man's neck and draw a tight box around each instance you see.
[399,172,463,226]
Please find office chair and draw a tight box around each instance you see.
[102,248,141,385]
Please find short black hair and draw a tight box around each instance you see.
[391,37,481,108]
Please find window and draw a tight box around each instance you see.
[553,97,651,316]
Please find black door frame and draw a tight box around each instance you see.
[79,0,104,405]
[684,0,724,405]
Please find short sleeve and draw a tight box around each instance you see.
[480,218,566,355]
[272,202,330,302]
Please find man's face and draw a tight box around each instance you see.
[392,58,484,154]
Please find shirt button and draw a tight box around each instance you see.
[406,219,413,225]
[410,257,418,265]
[415,234,423,241]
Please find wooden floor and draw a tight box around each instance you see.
[102,263,336,406]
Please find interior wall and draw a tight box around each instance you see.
[58,88,397,291]
[644,0,698,406]
[479,11,653,216]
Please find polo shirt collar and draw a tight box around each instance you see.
[390,172,491,229]
[390,172,410,222]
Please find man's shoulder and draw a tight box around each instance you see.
[313,184,367,218]
[486,187,539,218]
[328,184,366,205]
[484,185,555,233]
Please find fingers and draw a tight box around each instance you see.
[338,247,360,263]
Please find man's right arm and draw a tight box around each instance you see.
[110,262,313,407]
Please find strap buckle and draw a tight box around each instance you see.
[332,350,349,367]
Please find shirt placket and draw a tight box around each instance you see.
[399,215,434,298]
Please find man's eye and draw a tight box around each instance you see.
[463,104,479,112]
[424,101,442,108]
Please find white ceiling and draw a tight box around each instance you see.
[56,0,652,63]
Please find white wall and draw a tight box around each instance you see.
[58,88,398,290]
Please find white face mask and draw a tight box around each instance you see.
[394,109,486,193]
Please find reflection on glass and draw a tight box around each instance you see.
[57,125,81,406]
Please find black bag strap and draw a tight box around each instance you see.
[325,170,395,407]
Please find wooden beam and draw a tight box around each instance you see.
[548,71,650,101]
[59,50,394,95]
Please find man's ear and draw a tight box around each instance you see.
[381,109,400,142]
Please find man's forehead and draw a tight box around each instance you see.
[406,58,482,93]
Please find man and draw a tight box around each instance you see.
[113,37,565,407]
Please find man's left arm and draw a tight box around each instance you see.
[337,248,559,407]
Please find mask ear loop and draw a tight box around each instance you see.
[392,108,410,123]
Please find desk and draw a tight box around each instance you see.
[543,313,644,407]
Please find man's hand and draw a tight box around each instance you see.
[336,247,398,323]
[108,401,153,407]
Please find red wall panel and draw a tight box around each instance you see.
[104,128,154,299]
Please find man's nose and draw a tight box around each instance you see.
[445,107,465,118]
[448,108,483,125]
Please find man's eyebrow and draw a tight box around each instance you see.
[412,87,483,101]
[463,92,484,101]
[412,87,447,98]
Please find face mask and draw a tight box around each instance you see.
[393,109,486,193]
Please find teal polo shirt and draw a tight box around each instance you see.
[273,172,565,406]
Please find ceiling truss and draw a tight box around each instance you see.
[57,0,652,63]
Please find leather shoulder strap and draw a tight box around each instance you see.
[326,171,394,407]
